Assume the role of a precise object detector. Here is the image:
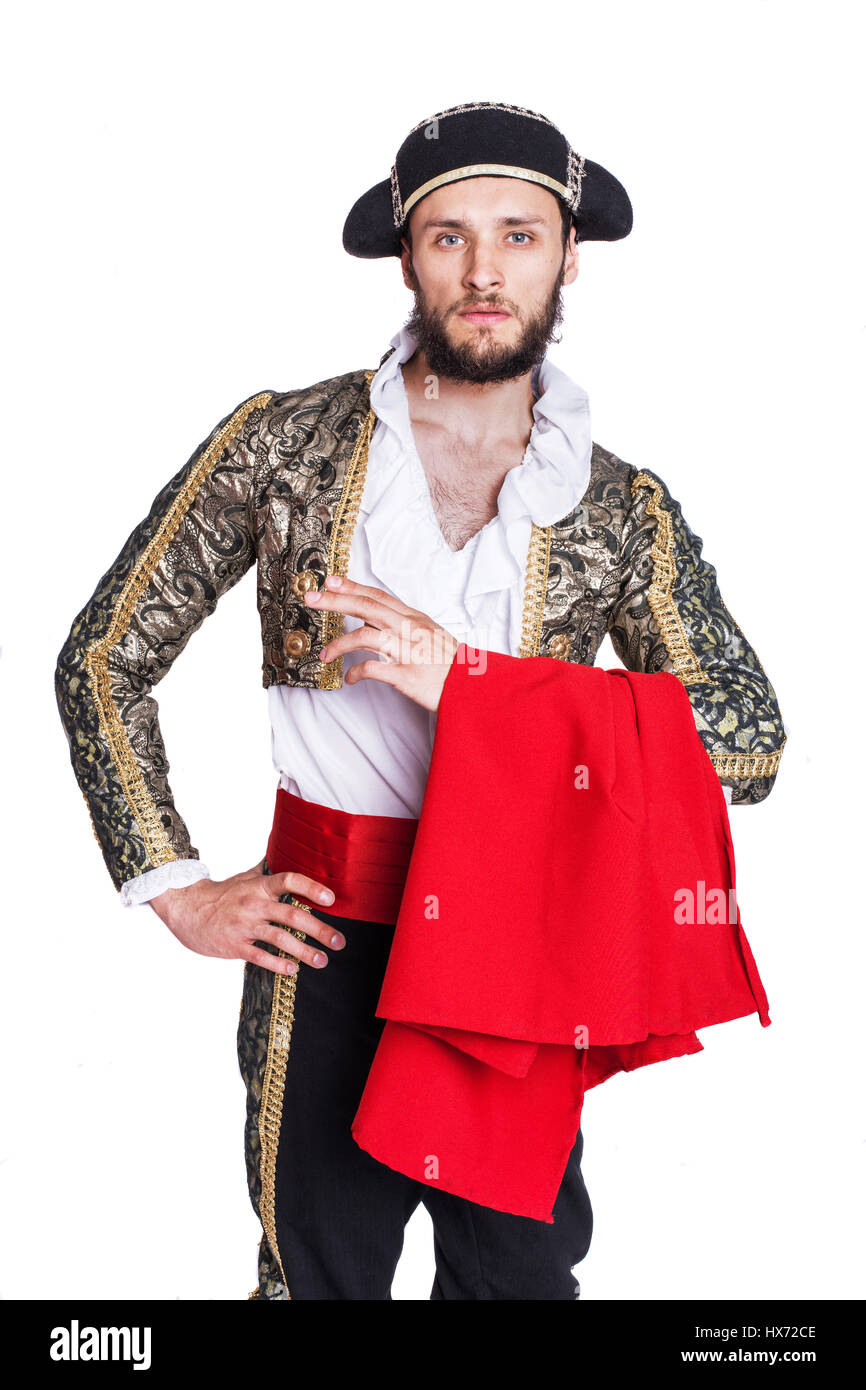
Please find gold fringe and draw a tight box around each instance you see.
[83,391,274,867]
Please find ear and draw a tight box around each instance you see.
[400,236,417,290]
[562,227,580,286]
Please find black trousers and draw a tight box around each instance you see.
[265,903,593,1300]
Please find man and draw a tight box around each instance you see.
[55,101,786,1300]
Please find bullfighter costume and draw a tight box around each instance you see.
[55,102,786,1300]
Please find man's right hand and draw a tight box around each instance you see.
[147,857,345,975]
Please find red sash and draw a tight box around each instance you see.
[266,785,416,924]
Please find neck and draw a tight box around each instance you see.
[400,348,537,443]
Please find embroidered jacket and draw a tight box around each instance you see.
[55,349,787,898]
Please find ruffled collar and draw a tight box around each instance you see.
[359,322,592,631]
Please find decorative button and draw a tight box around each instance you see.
[548,633,571,660]
[284,628,311,659]
[290,569,319,599]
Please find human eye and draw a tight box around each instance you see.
[507,231,534,244]
[437,233,464,247]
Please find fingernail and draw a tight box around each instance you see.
[320,647,329,660]
[285,961,297,974]
[319,888,335,903]
[330,932,344,947]
[305,591,320,602]
[313,952,326,967]
[328,575,343,587]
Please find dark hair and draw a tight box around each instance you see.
[403,195,578,252]
[559,199,577,247]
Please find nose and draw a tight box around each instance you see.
[462,243,504,294]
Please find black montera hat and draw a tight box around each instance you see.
[343,101,633,259]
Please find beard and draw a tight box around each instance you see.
[403,254,567,385]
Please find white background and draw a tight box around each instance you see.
[2,0,863,1300]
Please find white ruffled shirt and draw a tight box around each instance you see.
[266,322,593,819]
[124,322,719,908]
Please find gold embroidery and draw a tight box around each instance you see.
[257,897,310,1302]
[519,522,552,658]
[84,392,274,867]
[630,471,711,687]
[711,740,786,780]
[316,373,377,691]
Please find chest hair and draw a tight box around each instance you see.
[425,467,502,552]
[411,397,535,553]
[416,426,529,552]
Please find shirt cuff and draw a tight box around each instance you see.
[120,859,212,908]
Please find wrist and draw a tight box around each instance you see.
[148,877,208,928]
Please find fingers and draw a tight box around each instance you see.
[322,574,418,616]
[263,871,336,909]
[254,920,344,971]
[245,944,304,976]
[344,658,401,689]
[262,901,346,950]
[320,624,396,665]
[304,576,411,629]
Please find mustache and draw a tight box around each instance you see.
[453,299,513,314]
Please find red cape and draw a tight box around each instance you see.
[352,645,771,1221]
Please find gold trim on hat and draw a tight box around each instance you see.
[400,164,573,221]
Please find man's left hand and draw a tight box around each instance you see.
[306,575,460,713]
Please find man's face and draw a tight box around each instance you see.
[399,176,579,384]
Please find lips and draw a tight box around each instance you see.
[459,308,511,323]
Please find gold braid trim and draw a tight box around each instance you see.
[710,739,786,780]
[630,471,711,687]
[257,899,311,1301]
[316,373,377,691]
[519,523,552,658]
[83,392,274,867]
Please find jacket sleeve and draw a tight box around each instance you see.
[606,466,786,805]
[55,389,274,895]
